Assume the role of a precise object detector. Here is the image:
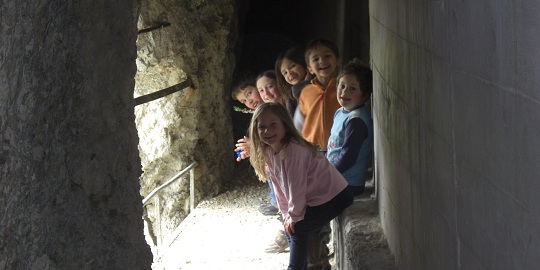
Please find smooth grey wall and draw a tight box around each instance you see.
[370,1,540,269]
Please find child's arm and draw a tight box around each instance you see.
[271,178,290,222]
[284,216,296,235]
[266,152,290,221]
[283,146,309,223]
[331,118,368,173]
[291,80,311,100]
[293,106,304,132]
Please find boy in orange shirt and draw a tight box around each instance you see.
[299,39,342,151]
[297,39,342,269]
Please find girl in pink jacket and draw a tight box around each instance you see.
[249,102,353,270]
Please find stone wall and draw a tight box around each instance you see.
[0,1,152,269]
[135,0,238,248]
[371,1,540,269]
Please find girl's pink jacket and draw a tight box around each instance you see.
[265,141,348,223]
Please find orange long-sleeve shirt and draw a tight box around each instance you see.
[298,77,340,150]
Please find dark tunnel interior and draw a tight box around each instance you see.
[235,0,343,78]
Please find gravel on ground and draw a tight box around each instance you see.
[148,163,393,270]
[152,181,292,270]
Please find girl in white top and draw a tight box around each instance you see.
[249,102,353,270]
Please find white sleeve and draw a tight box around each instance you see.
[293,106,305,133]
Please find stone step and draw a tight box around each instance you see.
[332,185,398,270]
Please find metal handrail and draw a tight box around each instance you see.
[134,78,192,106]
[142,161,198,206]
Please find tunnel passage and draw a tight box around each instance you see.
[134,0,370,260]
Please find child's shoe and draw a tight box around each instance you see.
[264,230,289,253]
[258,203,279,215]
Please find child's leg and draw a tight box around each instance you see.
[259,180,279,215]
[287,232,309,270]
[269,180,277,206]
[307,229,328,269]
[294,186,353,233]
[350,184,365,197]
[286,187,352,269]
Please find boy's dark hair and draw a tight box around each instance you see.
[337,58,373,98]
[304,39,340,65]
[231,79,256,101]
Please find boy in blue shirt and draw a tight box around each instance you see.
[326,59,373,196]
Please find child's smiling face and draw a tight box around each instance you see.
[257,110,286,152]
[337,74,366,111]
[280,58,308,85]
[307,45,340,82]
[236,85,262,109]
[256,76,280,103]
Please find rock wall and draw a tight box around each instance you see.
[135,0,238,247]
[0,1,152,269]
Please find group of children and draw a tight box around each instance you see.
[232,39,373,270]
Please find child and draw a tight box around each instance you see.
[255,69,306,253]
[275,47,312,101]
[276,47,331,267]
[249,102,353,270]
[231,78,261,162]
[231,79,262,110]
[231,76,278,215]
[241,69,299,160]
[327,59,373,197]
[256,70,295,118]
[275,47,313,132]
[298,39,342,150]
[289,41,341,268]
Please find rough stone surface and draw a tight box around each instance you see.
[134,0,239,247]
[0,1,151,269]
[333,195,397,270]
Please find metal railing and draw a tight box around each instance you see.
[134,78,192,107]
[142,161,198,251]
[143,161,198,210]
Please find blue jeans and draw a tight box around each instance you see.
[286,186,353,270]
[269,180,277,206]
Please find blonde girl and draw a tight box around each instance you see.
[249,102,353,270]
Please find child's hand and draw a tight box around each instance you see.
[284,216,296,235]
[234,136,251,162]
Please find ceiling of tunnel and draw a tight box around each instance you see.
[235,0,342,77]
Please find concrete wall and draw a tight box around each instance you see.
[371,1,540,269]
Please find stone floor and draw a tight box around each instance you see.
[148,180,396,270]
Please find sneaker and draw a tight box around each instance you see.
[258,203,279,215]
[265,230,289,253]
